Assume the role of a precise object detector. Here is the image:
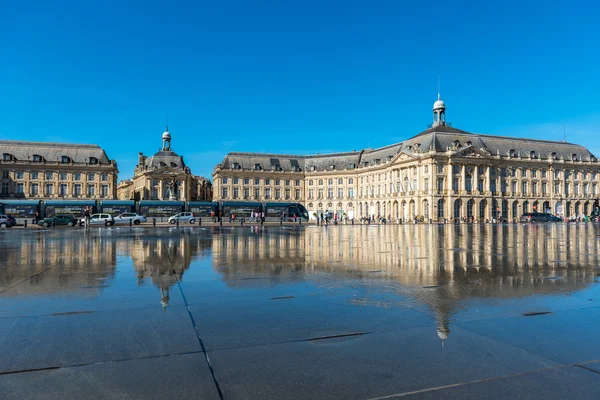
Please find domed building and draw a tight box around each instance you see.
[117,127,212,201]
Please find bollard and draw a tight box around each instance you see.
[153,218,156,227]
[199,218,201,226]
[298,218,301,225]
[220,218,223,226]
[352,219,354,225]
[24,220,27,228]
[176,219,179,227]
[429,218,432,224]
[129,219,132,227]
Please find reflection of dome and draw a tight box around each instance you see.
[437,327,449,340]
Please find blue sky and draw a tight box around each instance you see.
[1,0,599,180]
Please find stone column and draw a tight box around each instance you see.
[461,164,466,193]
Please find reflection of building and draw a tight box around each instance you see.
[0,231,117,296]
[1,140,118,200]
[213,96,600,221]
[128,230,212,307]
[212,225,600,342]
[116,127,212,202]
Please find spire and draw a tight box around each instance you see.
[432,78,446,128]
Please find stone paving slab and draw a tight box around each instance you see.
[0,353,220,400]
[393,366,600,400]
[0,306,200,373]
[208,326,559,400]
[461,307,600,365]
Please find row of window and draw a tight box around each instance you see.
[221,187,302,199]
[308,188,355,199]
[2,154,100,164]
[221,178,301,186]
[0,183,110,197]
[0,171,109,181]
[308,178,355,186]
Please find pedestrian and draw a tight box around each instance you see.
[84,206,91,227]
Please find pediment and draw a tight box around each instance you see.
[144,166,188,176]
[450,145,492,159]
[390,150,418,164]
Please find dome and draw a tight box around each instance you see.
[433,99,445,110]
[162,131,171,140]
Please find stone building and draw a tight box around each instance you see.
[213,95,600,221]
[116,127,212,201]
[0,140,118,199]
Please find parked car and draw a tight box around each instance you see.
[520,212,561,223]
[113,212,147,225]
[79,213,115,226]
[168,212,196,224]
[0,214,17,228]
[38,215,77,227]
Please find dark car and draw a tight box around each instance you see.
[38,214,77,227]
[0,214,17,228]
[520,212,561,223]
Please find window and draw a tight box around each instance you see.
[452,178,459,192]
[424,165,429,174]
[511,181,517,194]
[309,189,314,199]
[285,180,290,186]
[89,157,98,164]
[16,183,24,194]
[74,173,81,181]
[542,182,547,195]
[61,156,70,163]
[265,179,270,185]
[101,185,109,197]
[348,178,354,184]
[45,172,53,180]
[59,173,67,181]
[541,169,547,179]
[338,188,343,198]
[295,180,300,186]
[478,179,484,192]
[58,184,68,195]
[328,188,333,198]
[285,188,290,199]
[45,183,53,195]
[254,178,260,185]
[87,185,95,196]
[31,183,39,195]
[318,179,323,185]
[466,176,472,192]
[33,155,43,162]
[2,153,13,161]
[222,177,228,184]
[1,182,8,195]
[275,180,281,185]
[31,172,39,180]
[243,187,250,198]
[437,178,444,191]
[532,170,537,178]
[295,189,300,199]
[101,174,108,182]
[532,182,538,195]
[74,184,82,196]
[233,187,239,199]
[437,164,444,173]
[275,189,281,199]
[222,187,228,198]
[265,188,271,198]
[254,188,260,198]
[16,171,24,179]
[1,171,8,179]
[309,180,313,186]
[574,184,579,195]
[554,170,560,179]
[233,178,239,184]
[453,165,460,174]
[338,178,343,184]
[437,199,445,218]
[424,179,429,191]
[328,179,333,185]
[348,188,354,198]
[243,178,249,185]
[554,182,560,194]
[318,189,323,199]
[500,180,507,193]
[88,173,95,181]
[564,183,569,196]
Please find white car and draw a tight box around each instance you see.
[113,212,147,225]
[168,212,196,224]
[80,213,115,226]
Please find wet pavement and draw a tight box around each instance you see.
[1,224,600,399]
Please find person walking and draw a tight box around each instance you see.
[84,206,91,227]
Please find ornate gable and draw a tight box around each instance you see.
[451,145,492,159]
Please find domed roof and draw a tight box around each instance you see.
[433,98,445,110]
[162,130,171,140]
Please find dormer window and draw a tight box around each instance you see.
[454,140,460,147]
[509,149,516,158]
[374,158,381,164]
[572,153,577,161]
[33,154,43,162]
[330,165,335,170]
[254,163,261,170]
[311,166,316,171]
[530,151,536,159]
[406,146,412,151]
[60,156,70,163]
[551,152,557,160]
[466,141,472,146]
[2,153,13,161]
[89,157,98,164]
[159,162,167,167]
[349,163,356,169]
[232,162,240,169]
[170,162,178,168]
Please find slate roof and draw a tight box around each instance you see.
[216,126,597,172]
[144,150,186,169]
[1,140,113,164]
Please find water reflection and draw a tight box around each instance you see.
[1,224,599,342]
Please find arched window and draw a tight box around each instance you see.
[423,200,429,220]
[454,200,461,219]
[89,157,98,164]
[467,199,474,219]
[60,156,70,163]
[437,199,445,218]
[32,154,43,162]
[2,153,14,161]
[170,162,178,167]
[348,178,354,184]
[309,180,313,186]
[328,179,333,185]
[318,179,323,185]
[338,178,343,184]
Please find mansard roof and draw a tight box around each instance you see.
[0,140,113,164]
[216,125,597,173]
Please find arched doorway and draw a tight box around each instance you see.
[382,202,386,217]
[376,202,381,216]
[409,200,415,219]
[532,200,539,213]
[566,202,571,218]
[584,202,589,216]
[437,199,445,219]
[454,199,461,219]
[402,201,408,221]
[467,199,474,219]
[575,201,580,217]
[502,200,508,220]
[512,201,518,220]
[393,200,399,219]
[523,200,529,213]
[555,201,563,216]
[359,203,363,218]
[423,199,429,220]
[543,201,550,213]
[479,199,487,220]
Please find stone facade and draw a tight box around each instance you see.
[0,140,118,199]
[116,127,212,201]
[213,97,600,221]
